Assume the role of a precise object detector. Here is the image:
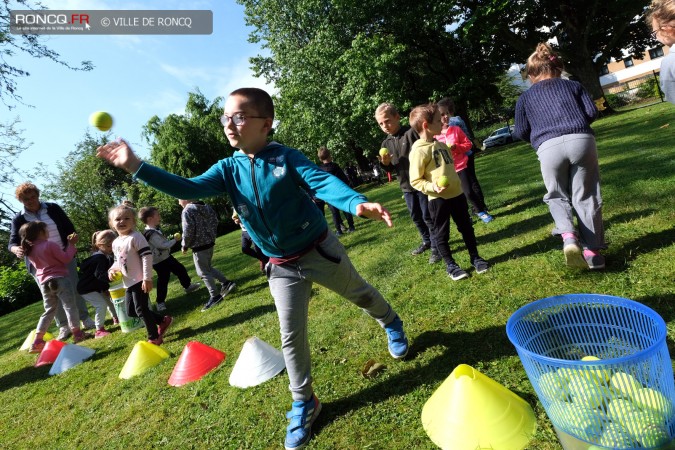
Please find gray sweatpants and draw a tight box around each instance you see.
[268,232,397,401]
[193,246,228,298]
[537,133,606,250]
[52,259,92,328]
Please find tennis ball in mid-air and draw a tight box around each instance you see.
[174,232,181,241]
[89,111,113,131]
[437,175,449,187]
[379,148,389,157]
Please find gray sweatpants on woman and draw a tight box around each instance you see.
[268,232,397,402]
[537,133,606,250]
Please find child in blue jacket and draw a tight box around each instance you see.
[98,87,409,450]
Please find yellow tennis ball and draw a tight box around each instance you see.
[379,148,389,156]
[89,111,113,131]
[437,175,449,187]
[174,232,181,240]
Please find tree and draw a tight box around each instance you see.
[1,0,93,107]
[0,117,29,228]
[239,0,507,167]
[42,132,132,246]
[140,90,234,230]
[458,0,653,102]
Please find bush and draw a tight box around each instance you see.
[0,265,41,317]
[605,93,629,108]
[636,78,660,99]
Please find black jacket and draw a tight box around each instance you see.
[77,252,113,294]
[379,125,420,192]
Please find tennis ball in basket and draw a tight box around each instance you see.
[569,374,612,409]
[598,422,637,448]
[580,355,611,385]
[611,372,642,397]
[632,387,673,419]
[89,111,113,131]
[635,424,671,448]
[539,371,570,401]
[379,148,389,156]
[174,232,181,241]
[437,175,449,187]
[607,398,638,425]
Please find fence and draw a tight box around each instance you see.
[603,70,664,110]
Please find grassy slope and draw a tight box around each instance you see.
[0,103,673,449]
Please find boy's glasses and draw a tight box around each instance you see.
[220,113,266,126]
[651,24,675,39]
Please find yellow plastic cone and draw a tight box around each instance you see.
[421,364,536,450]
[119,341,170,379]
[19,330,55,351]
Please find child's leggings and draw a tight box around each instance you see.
[36,277,79,333]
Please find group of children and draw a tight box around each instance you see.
[20,20,673,443]
[20,197,241,352]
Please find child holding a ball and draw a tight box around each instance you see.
[108,204,173,346]
[408,103,490,280]
[76,230,120,338]
[97,87,409,450]
[138,206,201,312]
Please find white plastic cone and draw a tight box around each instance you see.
[229,336,285,388]
[48,344,95,375]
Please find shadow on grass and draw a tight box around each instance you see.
[312,325,515,438]
[0,364,52,392]
[605,227,675,272]
[174,303,277,341]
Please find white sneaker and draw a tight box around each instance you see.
[185,282,201,294]
[156,303,167,312]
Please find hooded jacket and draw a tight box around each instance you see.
[134,142,367,258]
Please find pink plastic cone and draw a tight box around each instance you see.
[35,339,67,367]
[168,341,226,387]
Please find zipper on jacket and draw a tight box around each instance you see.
[250,157,284,254]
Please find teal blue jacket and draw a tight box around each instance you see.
[135,142,368,257]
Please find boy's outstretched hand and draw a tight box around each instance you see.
[356,202,393,227]
[96,139,143,173]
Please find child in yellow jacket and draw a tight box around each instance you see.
[408,103,490,280]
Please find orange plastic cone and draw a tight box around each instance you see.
[119,341,170,379]
[168,341,226,387]
[19,330,55,351]
[35,339,67,367]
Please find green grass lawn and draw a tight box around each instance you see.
[0,103,673,449]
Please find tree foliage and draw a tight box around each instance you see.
[239,0,506,167]
[0,117,29,228]
[140,90,234,229]
[1,0,93,107]
[453,0,652,101]
[42,132,132,247]
[239,0,653,160]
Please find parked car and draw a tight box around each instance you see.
[482,125,520,149]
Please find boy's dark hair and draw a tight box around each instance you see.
[229,87,275,121]
[19,220,47,256]
[409,103,437,133]
[437,98,456,115]
[138,206,158,224]
[317,146,331,161]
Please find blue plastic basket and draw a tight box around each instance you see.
[506,294,675,449]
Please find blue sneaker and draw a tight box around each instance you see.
[477,212,494,223]
[285,395,322,450]
[384,315,409,359]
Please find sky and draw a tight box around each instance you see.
[2,0,271,210]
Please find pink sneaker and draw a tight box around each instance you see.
[29,339,46,353]
[147,337,163,346]
[72,328,93,343]
[95,329,111,339]
[157,316,173,338]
